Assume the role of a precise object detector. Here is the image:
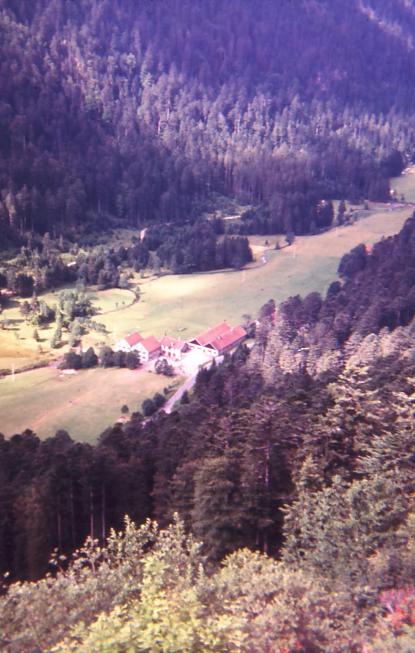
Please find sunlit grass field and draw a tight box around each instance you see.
[99,205,413,342]
[0,197,412,443]
[391,166,415,202]
[0,367,176,442]
[0,288,135,369]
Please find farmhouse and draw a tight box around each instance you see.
[188,321,247,356]
[134,335,161,362]
[160,336,188,360]
[114,331,143,353]
[114,331,161,362]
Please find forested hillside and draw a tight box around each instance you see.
[1,218,415,572]
[3,2,415,649]
[2,218,415,650]
[2,0,415,246]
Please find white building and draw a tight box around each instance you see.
[135,335,161,362]
[160,336,188,361]
[114,331,143,353]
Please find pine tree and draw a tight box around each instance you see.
[302,364,386,481]
[358,381,415,491]
[191,451,247,562]
[283,473,408,587]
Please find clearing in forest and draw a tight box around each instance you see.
[0,366,178,442]
[0,199,412,443]
[98,204,413,341]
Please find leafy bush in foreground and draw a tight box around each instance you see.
[0,515,390,653]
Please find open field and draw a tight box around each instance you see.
[0,305,55,370]
[391,165,415,203]
[40,286,135,315]
[0,366,177,442]
[0,192,413,443]
[98,204,413,341]
[0,287,135,370]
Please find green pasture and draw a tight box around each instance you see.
[40,286,134,315]
[99,204,413,341]
[0,303,55,369]
[391,166,415,203]
[0,194,413,443]
[0,287,135,369]
[88,288,135,314]
[0,366,175,442]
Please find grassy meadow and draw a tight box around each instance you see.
[0,194,413,442]
[391,165,415,202]
[99,204,413,342]
[0,366,177,442]
[0,287,135,370]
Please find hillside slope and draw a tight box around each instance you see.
[2,0,415,244]
[2,217,415,579]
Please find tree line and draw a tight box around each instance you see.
[1,0,415,248]
[0,222,253,305]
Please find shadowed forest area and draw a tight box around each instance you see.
[3,1,415,651]
[2,0,415,248]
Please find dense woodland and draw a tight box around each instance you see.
[2,219,415,650]
[4,0,415,650]
[2,0,415,249]
[0,223,253,319]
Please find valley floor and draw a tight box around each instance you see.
[1,183,413,442]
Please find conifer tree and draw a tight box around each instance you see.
[358,381,415,491]
[191,451,247,562]
[302,364,386,481]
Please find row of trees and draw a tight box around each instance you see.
[1,514,413,652]
[144,223,253,272]
[0,222,253,304]
[246,215,415,382]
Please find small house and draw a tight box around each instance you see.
[160,336,188,361]
[114,331,143,353]
[135,335,161,362]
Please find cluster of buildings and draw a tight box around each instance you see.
[114,321,247,364]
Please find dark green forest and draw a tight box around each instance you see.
[3,1,415,650]
[2,218,415,650]
[2,0,415,248]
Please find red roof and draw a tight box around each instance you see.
[190,322,246,353]
[160,336,186,350]
[139,335,161,354]
[211,325,247,353]
[125,332,143,346]
[192,322,231,347]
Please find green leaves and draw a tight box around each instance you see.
[283,472,408,589]
[0,511,408,653]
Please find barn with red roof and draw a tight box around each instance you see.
[188,321,247,356]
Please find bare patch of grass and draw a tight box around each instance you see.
[391,165,415,202]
